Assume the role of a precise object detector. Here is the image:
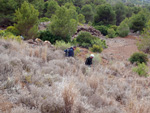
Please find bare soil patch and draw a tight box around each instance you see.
[101,35,139,61]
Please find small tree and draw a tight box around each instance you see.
[107,28,116,38]
[117,22,129,37]
[94,4,116,25]
[49,6,78,42]
[14,1,39,39]
[138,20,150,53]
[130,11,147,32]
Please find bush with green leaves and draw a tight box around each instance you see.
[39,17,50,22]
[107,28,116,38]
[91,38,107,49]
[110,25,118,31]
[76,32,107,49]
[90,44,103,53]
[94,25,108,36]
[132,63,149,77]
[55,40,72,50]
[130,10,147,32]
[0,32,21,42]
[38,30,70,44]
[76,32,93,48]
[5,26,19,35]
[129,52,148,64]
[138,20,150,53]
[0,30,5,36]
[117,22,129,37]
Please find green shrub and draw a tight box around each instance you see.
[107,28,116,38]
[0,32,21,42]
[6,26,20,35]
[117,22,129,37]
[76,32,93,48]
[55,41,72,50]
[38,30,70,44]
[76,31,107,49]
[39,17,50,22]
[94,25,108,36]
[0,30,5,36]
[92,38,107,49]
[110,25,118,31]
[129,52,148,64]
[132,63,149,77]
[74,47,80,56]
[90,44,103,53]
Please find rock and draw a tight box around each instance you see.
[72,24,102,39]
[43,40,51,47]
[27,39,35,44]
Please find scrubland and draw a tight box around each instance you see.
[0,39,150,113]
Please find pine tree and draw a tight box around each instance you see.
[14,1,39,39]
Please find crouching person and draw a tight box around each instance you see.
[85,54,94,67]
[64,46,76,57]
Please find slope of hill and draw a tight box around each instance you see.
[0,39,150,113]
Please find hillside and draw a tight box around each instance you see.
[0,38,150,113]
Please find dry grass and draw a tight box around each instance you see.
[0,39,150,113]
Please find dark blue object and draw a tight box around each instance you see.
[64,47,74,57]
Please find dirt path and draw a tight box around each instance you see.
[101,35,139,62]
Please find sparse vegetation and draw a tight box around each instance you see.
[132,63,149,77]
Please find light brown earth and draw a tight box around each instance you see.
[102,35,139,61]
[77,35,139,64]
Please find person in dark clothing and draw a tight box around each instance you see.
[64,46,76,57]
[85,54,95,66]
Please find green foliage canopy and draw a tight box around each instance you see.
[94,4,116,25]
[14,1,39,39]
[49,6,78,41]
